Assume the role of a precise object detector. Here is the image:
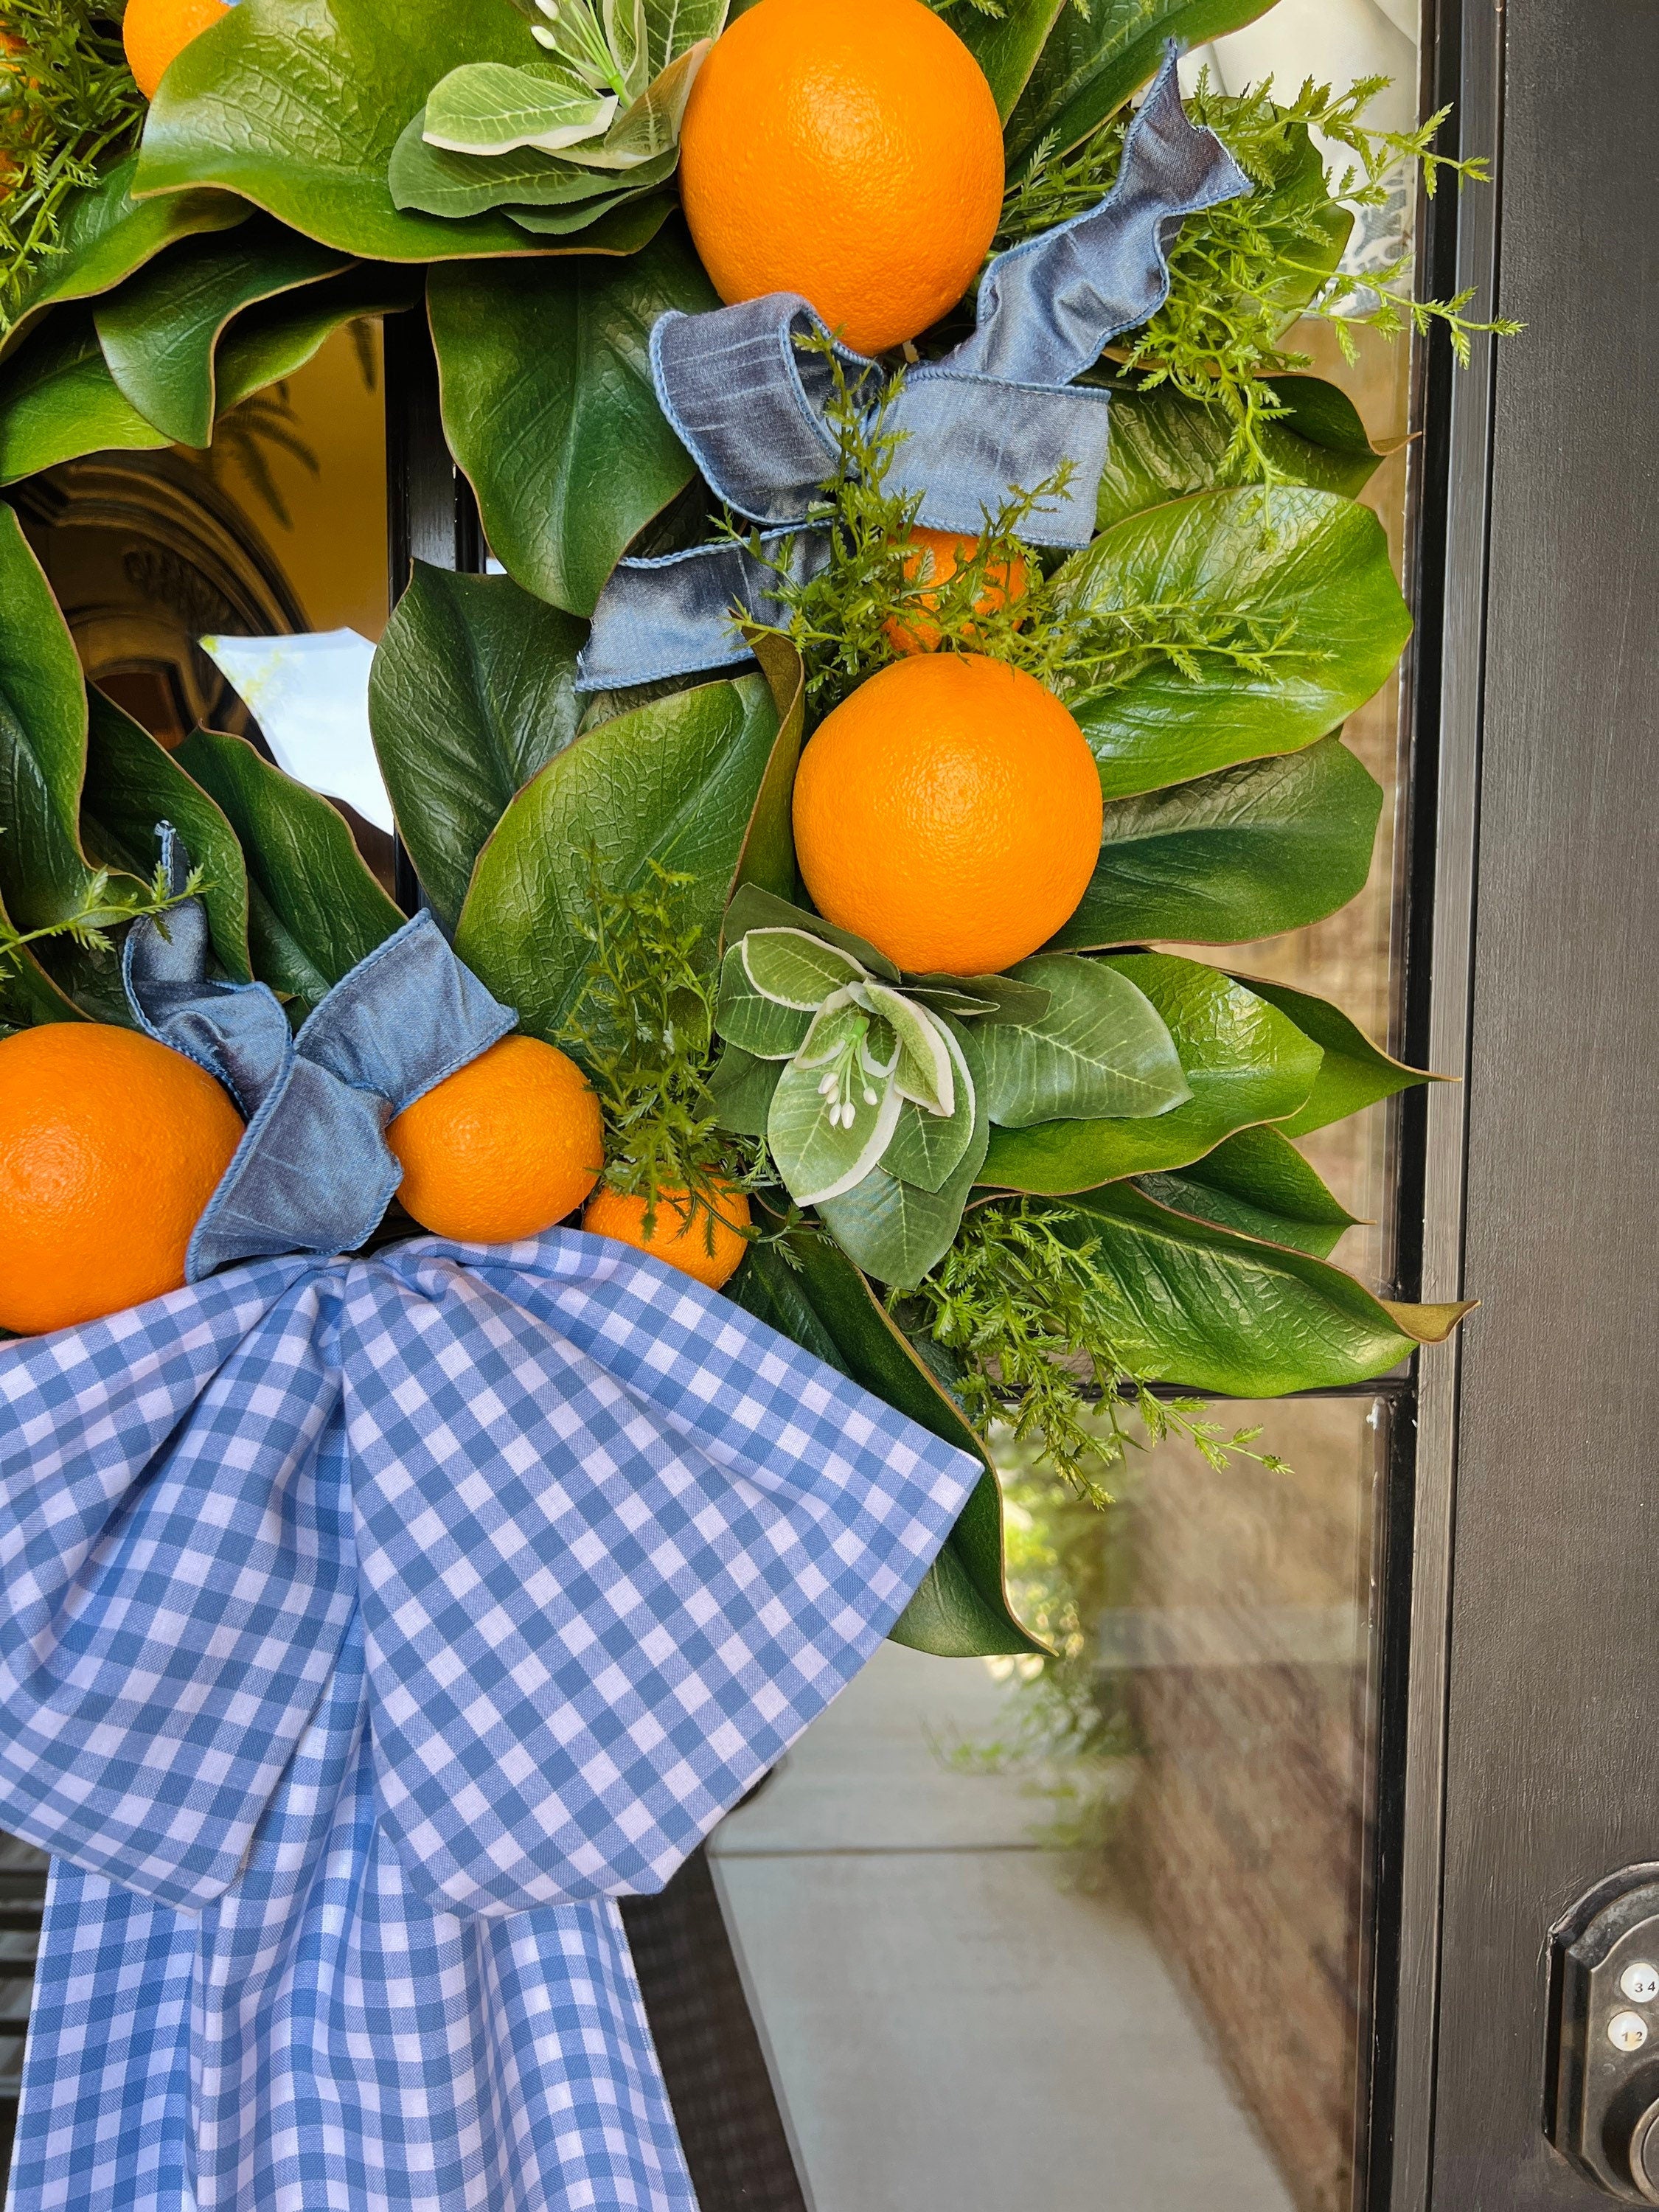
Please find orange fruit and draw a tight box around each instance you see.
[122,0,231,102]
[0,1021,243,1336]
[884,528,1029,656]
[793,653,1103,975]
[582,1183,752,1291]
[678,0,1004,355]
[387,1035,602,1245]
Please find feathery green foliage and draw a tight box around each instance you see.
[902,1198,1290,1503]
[556,858,768,1248]
[748,338,1314,712]
[999,73,1520,475]
[0,860,209,1032]
[0,0,143,334]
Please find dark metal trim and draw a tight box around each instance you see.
[1377,2,1506,2205]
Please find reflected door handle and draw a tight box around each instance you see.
[1548,1867,1659,2200]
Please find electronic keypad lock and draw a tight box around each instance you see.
[1548,1868,1659,2199]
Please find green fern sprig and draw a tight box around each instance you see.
[0,0,143,335]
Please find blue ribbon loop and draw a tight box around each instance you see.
[123,828,517,1280]
[577,49,1251,692]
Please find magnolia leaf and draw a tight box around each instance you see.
[93,222,352,448]
[556,39,709,169]
[1090,375,1386,535]
[973,952,1189,1127]
[173,726,403,1009]
[1051,736,1384,949]
[456,673,779,1037]
[1004,0,1276,171]
[956,0,1066,122]
[134,0,561,261]
[883,1020,977,1194]
[863,984,956,1116]
[1058,485,1413,799]
[815,1038,992,1291]
[1225,972,1442,1137]
[423,61,616,155]
[391,111,673,216]
[708,1042,781,1135]
[0,310,168,485]
[1058,1181,1469,1394]
[980,953,1321,1192]
[768,1040,902,1207]
[715,944,815,1058]
[742,926,869,1007]
[368,564,585,935]
[1135,1125,1357,1259]
[728,1225,1043,1658]
[723,883,900,981]
[504,191,675,246]
[429,223,716,615]
[0,155,248,366]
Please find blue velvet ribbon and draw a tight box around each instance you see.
[122,828,516,1279]
[577,49,1251,692]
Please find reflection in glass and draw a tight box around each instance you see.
[16,318,394,887]
[709,1398,1389,2212]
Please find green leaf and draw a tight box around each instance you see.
[769,1024,901,1206]
[742,927,869,1006]
[1050,735,1382,949]
[980,952,1321,1193]
[1004,0,1277,171]
[1059,1180,1470,1394]
[368,563,585,935]
[956,0,1067,123]
[0,507,105,931]
[423,61,617,155]
[723,880,899,980]
[81,687,252,983]
[1061,485,1413,799]
[173,726,403,1008]
[1,154,249,364]
[727,1226,1043,1658]
[558,39,708,169]
[1239,116,1354,331]
[1135,1124,1356,1259]
[815,1105,990,1292]
[972,951,1189,1127]
[642,0,726,74]
[708,1041,780,1135]
[389,111,674,219]
[215,265,427,411]
[0,309,168,485]
[1091,375,1386,535]
[1225,972,1441,1137]
[865,986,956,1114]
[883,1019,976,1194]
[428,221,716,615]
[133,0,572,262]
[726,636,806,909]
[455,672,779,1037]
[503,189,675,246]
[93,222,352,447]
[714,946,815,1057]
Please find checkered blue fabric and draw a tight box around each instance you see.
[0,1228,980,2211]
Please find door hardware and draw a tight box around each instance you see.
[1548,1868,1659,2200]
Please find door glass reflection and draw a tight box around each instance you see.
[709,1397,1389,2212]
[17,316,394,890]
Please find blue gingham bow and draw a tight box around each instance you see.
[0,855,983,2211]
[577,50,1251,692]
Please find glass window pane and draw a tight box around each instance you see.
[17,317,394,890]
[709,1397,1391,2212]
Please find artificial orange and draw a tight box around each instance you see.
[582,1183,752,1290]
[387,1035,602,1245]
[884,528,1029,656]
[0,1021,243,1336]
[678,0,1004,355]
[122,0,231,102]
[793,653,1103,975]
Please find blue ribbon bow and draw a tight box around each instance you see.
[577,50,1251,693]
